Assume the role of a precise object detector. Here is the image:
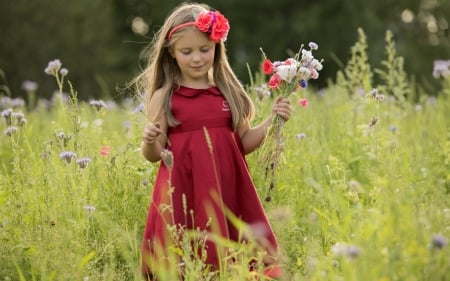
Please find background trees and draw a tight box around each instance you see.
[0,0,449,101]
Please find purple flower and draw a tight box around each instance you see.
[430,234,448,249]
[432,60,450,78]
[299,79,308,88]
[134,103,144,113]
[295,133,307,141]
[1,108,13,126]
[21,80,38,92]
[76,157,91,168]
[59,151,77,163]
[89,100,107,111]
[59,68,69,77]
[44,59,62,76]
[4,126,18,136]
[308,42,319,50]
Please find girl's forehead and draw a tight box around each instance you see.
[173,28,214,48]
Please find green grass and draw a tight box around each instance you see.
[1,30,449,280]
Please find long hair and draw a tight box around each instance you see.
[132,2,254,130]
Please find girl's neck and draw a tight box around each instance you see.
[179,78,215,89]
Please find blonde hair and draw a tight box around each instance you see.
[132,2,254,130]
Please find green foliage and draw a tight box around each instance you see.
[336,28,373,95]
[375,30,410,104]
[1,29,450,281]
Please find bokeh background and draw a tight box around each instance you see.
[1,0,449,101]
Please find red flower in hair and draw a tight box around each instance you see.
[195,11,229,42]
[196,12,214,32]
[209,12,229,42]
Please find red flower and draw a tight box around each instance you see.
[268,73,281,89]
[209,12,229,42]
[262,59,273,74]
[100,145,111,156]
[195,11,229,42]
[196,12,214,32]
[298,98,309,107]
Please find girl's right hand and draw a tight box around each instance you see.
[142,122,162,144]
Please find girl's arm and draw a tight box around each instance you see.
[141,89,169,162]
[238,97,291,155]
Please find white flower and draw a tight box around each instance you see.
[276,64,298,82]
[301,49,313,63]
[44,59,62,76]
[311,59,323,71]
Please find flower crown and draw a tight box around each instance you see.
[167,11,230,42]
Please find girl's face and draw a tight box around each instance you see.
[171,28,216,86]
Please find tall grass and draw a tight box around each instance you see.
[1,29,449,280]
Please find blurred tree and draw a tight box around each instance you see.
[0,0,129,101]
[0,0,448,102]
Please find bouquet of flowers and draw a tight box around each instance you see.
[260,42,323,202]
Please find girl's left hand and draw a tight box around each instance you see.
[272,97,292,121]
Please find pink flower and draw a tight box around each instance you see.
[196,11,229,42]
[298,98,308,107]
[268,73,281,89]
[196,12,214,32]
[262,59,273,74]
[100,145,111,156]
[209,12,229,42]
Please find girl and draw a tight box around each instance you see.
[135,2,291,280]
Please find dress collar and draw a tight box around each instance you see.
[174,85,222,97]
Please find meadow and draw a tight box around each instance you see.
[1,30,449,281]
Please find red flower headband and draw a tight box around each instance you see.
[167,11,230,42]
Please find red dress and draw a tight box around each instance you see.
[141,86,278,273]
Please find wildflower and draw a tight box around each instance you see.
[299,79,308,88]
[89,100,107,111]
[276,62,298,82]
[295,133,306,141]
[10,98,25,108]
[83,205,96,215]
[368,88,378,98]
[432,60,450,78]
[1,108,13,126]
[160,149,174,169]
[21,80,38,92]
[268,73,281,89]
[100,146,111,156]
[59,151,77,163]
[375,93,385,102]
[56,131,66,140]
[76,157,91,169]
[44,59,62,76]
[308,41,319,50]
[254,84,271,100]
[430,234,448,250]
[4,126,18,136]
[123,120,131,132]
[134,103,145,113]
[262,59,274,74]
[298,98,308,107]
[389,125,397,133]
[59,68,69,77]
[348,180,363,193]
[330,242,361,259]
[12,112,26,126]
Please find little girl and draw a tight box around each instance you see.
[135,2,291,280]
